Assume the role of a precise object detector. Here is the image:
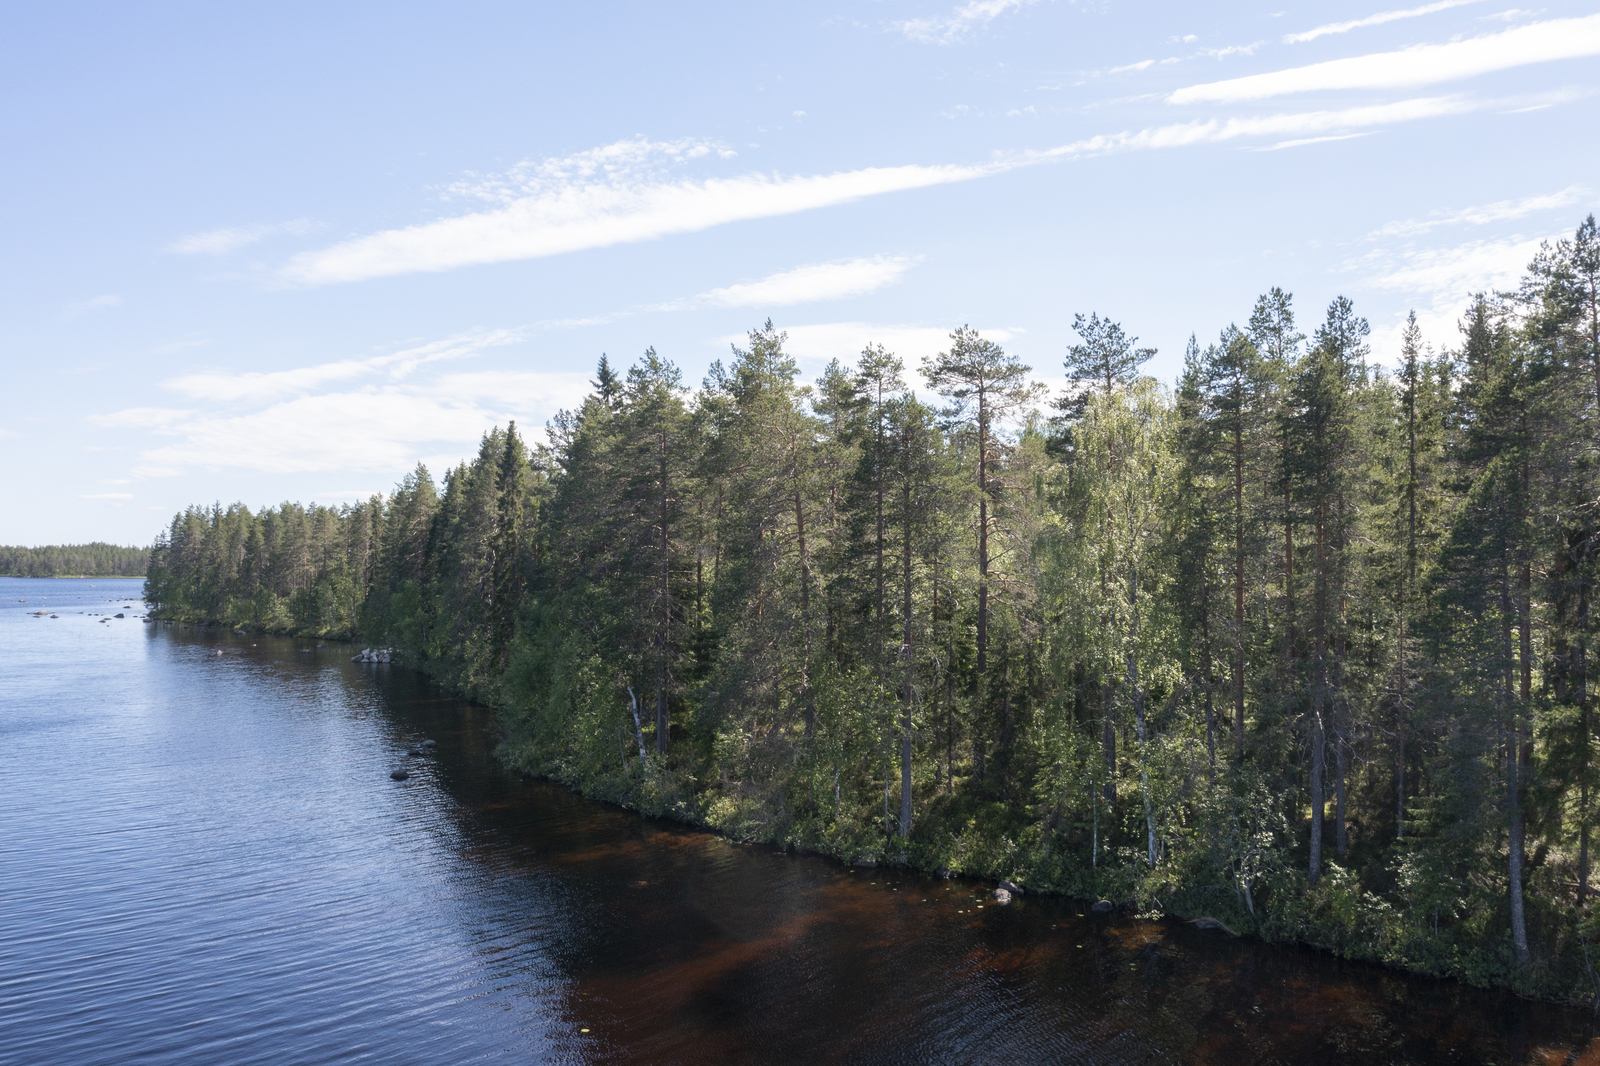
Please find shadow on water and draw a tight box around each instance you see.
[3,581,1598,1065]
[361,630,1600,1066]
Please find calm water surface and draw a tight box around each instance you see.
[2,575,1596,1064]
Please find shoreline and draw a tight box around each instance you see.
[147,612,1595,1008]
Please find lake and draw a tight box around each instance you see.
[2,575,1593,1064]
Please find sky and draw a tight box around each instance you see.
[3,0,1597,546]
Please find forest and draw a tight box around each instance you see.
[145,215,1600,1001]
[1,542,150,577]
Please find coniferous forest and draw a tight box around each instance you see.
[1,542,150,577]
[147,217,1600,1000]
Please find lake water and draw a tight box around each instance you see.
[2,575,1595,1064]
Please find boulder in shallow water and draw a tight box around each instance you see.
[1090,899,1114,915]
[1188,916,1238,936]
[999,879,1023,895]
[419,739,437,749]
[390,769,409,781]
[992,888,1012,905]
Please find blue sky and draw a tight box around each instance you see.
[4,1,1597,545]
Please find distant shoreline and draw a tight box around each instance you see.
[0,574,146,580]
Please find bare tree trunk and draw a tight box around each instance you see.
[1102,683,1116,808]
[1310,497,1327,885]
[1502,537,1528,963]
[976,397,989,677]
[796,486,814,737]
[1235,409,1247,759]
[899,475,914,838]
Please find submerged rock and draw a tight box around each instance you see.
[419,739,437,750]
[1188,917,1238,936]
[390,769,409,781]
[1090,899,1114,915]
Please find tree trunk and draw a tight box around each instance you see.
[796,486,814,737]
[899,474,914,838]
[976,397,989,677]
[1235,404,1247,759]
[1502,536,1529,963]
[1310,496,1327,885]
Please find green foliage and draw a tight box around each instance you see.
[145,215,1600,1004]
[0,542,149,577]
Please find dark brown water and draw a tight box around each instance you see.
[3,576,1596,1065]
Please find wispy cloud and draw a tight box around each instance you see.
[169,219,318,255]
[93,360,591,478]
[1109,60,1155,74]
[687,257,914,309]
[1197,41,1267,59]
[894,0,1036,44]
[1285,0,1484,44]
[68,294,122,313]
[1038,95,1483,158]
[1256,132,1375,150]
[282,139,995,285]
[161,330,523,404]
[738,322,1023,367]
[1369,186,1584,237]
[1171,13,1600,103]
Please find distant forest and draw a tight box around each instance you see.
[147,215,1600,1001]
[1,542,150,577]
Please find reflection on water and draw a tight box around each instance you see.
[1,576,1595,1065]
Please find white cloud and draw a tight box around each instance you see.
[1171,13,1600,103]
[90,331,589,478]
[169,219,317,255]
[68,294,122,313]
[1258,132,1375,150]
[80,493,133,500]
[281,139,995,285]
[161,329,522,403]
[90,407,195,430]
[895,0,1036,44]
[1285,0,1484,44]
[1198,42,1267,59]
[1109,59,1155,74]
[731,322,1022,367]
[687,257,914,309]
[1361,233,1549,297]
[1354,229,1561,359]
[1369,186,1584,236]
[1037,95,1482,158]
[109,375,589,478]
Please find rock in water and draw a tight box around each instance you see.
[992,888,1012,905]
[420,739,437,750]
[390,769,409,781]
[1188,917,1238,936]
[999,879,1023,895]
[1090,899,1114,915]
